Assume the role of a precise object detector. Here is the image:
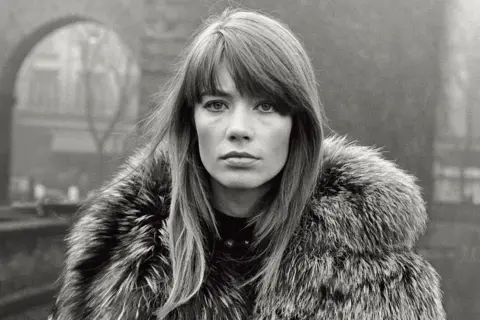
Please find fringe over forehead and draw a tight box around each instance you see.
[182,10,315,116]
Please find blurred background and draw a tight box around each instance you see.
[0,0,478,318]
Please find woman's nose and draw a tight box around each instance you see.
[226,107,252,141]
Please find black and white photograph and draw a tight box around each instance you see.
[0,0,478,319]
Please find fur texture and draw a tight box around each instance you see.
[48,136,445,320]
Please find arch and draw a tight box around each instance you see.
[0,14,137,204]
[0,14,132,95]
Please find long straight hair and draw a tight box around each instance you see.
[141,8,325,319]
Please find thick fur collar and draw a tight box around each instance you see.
[50,136,445,320]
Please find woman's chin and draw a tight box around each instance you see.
[214,175,268,191]
[219,180,261,190]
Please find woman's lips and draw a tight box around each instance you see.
[223,157,259,167]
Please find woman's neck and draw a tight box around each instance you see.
[210,179,270,218]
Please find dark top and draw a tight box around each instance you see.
[211,208,260,314]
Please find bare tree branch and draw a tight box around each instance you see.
[78,35,103,146]
[75,23,139,181]
[98,59,135,144]
[81,26,137,147]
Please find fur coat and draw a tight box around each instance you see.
[48,136,445,320]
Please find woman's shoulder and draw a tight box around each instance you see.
[84,146,171,215]
[281,136,445,318]
[67,147,172,254]
[310,135,427,251]
[51,149,172,320]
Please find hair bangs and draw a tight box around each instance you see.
[184,31,299,116]
[184,33,225,107]
[222,47,294,116]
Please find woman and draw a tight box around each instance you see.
[49,8,445,320]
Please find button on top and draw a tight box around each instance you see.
[222,238,252,249]
[224,239,235,248]
[214,208,254,251]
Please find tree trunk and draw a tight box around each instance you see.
[97,143,105,186]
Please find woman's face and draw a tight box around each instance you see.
[193,64,292,191]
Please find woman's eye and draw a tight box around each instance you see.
[257,102,275,112]
[205,101,226,111]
